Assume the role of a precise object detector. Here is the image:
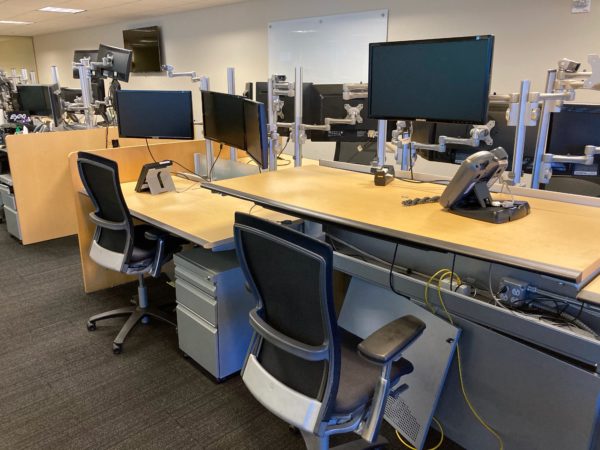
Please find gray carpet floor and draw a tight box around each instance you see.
[0,221,462,449]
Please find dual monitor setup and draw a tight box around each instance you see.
[9,44,134,129]
[113,89,268,170]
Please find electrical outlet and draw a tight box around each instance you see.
[498,277,529,304]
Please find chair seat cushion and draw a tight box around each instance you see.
[334,329,413,415]
[130,225,158,263]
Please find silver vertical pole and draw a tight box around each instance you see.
[227,67,237,162]
[293,66,303,167]
[199,77,215,179]
[267,76,278,171]
[531,70,557,189]
[78,60,95,129]
[377,120,387,167]
[511,80,531,185]
[50,66,60,86]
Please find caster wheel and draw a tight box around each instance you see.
[288,425,299,434]
[182,352,189,359]
[86,322,96,331]
[113,343,123,354]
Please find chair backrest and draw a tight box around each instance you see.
[77,151,134,272]
[234,212,340,427]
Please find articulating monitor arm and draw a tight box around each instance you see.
[538,145,600,184]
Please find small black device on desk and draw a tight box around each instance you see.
[371,165,395,186]
[135,160,175,194]
[439,147,530,223]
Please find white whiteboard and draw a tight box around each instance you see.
[268,10,388,84]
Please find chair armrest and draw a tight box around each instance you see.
[357,315,425,365]
[89,212,128,230]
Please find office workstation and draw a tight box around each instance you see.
[2,2,600,450]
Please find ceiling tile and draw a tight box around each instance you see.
[0,0,249,35]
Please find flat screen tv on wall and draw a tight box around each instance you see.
[123,26,163,73]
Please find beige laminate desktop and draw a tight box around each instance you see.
[204,164,600,290]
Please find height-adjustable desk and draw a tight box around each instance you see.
[204,164,600,450]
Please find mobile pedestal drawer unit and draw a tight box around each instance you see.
[174,247,255,381]
[0,174,20,239]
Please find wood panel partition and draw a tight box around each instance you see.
[4,127,176,245]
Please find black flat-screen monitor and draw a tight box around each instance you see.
[123,26,163,73]
[61,81,105,103]
[97,44,133,82]
[368,35,495,124]
[202,90,246,150]
[545,103,600,178]
[547,104,600,156]
[60,87,82,103]
[243,100,269,169]
[201,91,269,169]
[73,49,98,79]
[16,84,63,126]
[115,90,194,139]
[333,141,378,165]
[309,84,392,142]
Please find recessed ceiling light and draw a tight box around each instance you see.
[0,20,33,25]
[38,6,86,14]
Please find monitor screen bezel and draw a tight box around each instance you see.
[123,26,164,74]
[200,90,247,150]
[367,35,494,125]
[115,89,194,140]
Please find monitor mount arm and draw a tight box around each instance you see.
[162,64,208,84]
[395,121,495,171]
[267,75,370,169]
[538,145,600,184]
[90,54,114,74]
[72,58,97,129]
[161,64,216,179]
[343,83,368,100]
[263,74,295,170]
[516,54,600,188]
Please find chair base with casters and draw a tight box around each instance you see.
[86,273,176,354]
[85,224,183,354]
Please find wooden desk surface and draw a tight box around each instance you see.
[121,178,293,249]
[204,165,600,286]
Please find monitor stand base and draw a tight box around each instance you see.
[449,201,530,224]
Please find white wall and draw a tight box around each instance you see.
[33,0,600,96]
[0,36,37,78]
[32,0,600,169]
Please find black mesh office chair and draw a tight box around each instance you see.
[78,152,182,354]
[234,213,426,450]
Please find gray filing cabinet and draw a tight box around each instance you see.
[174,247,255,381]
[0,174,20,240]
